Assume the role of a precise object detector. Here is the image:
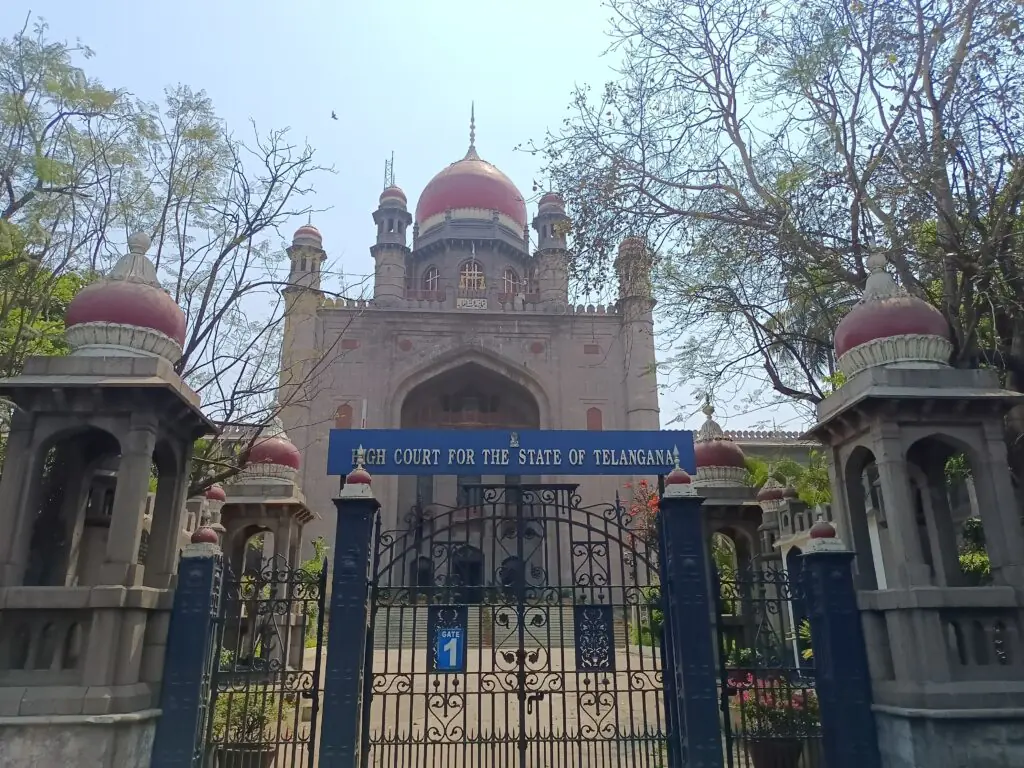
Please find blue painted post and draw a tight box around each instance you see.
[658,464,723,768]
[150,531,223,768]
[801,521,882,768]
[318,458,379,768]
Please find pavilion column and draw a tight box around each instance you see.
[100,421,158,586]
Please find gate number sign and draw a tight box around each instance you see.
[435,627,465,673]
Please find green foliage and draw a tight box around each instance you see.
[745,453,833,507]
[210,687,295,744]
[959,517,992,586]
[0,220,93,376]
[299,537,328,648]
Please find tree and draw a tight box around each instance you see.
[537,0,1024,468]
[0,19,363,495]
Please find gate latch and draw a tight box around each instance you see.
[525,691,546,715]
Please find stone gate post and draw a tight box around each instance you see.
[318,456,379,768]
[801,519,882,768]
[658,462,723,768]
[150,529,224,768]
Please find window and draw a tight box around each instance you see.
[423,266,440,291]
[586,407,603,431]
[459,260,485,290]
[335,404,353,429]
[503,268,520,294]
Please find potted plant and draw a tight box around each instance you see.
[736,676,820,768]
[210,688,294,768]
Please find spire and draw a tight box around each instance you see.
[465,102,480,160]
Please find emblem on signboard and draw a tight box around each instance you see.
[509,432,519,448]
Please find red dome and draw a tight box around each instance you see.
[248,436,302,470]
[539,192,565,208]
[380,186,407,204]
[346,466,372,485]
[416,154,527,227]
[295,224,320,238]
[809,519,837,539]
[665,466,692,485]
[834,295,949,358]
[205,484,226,502]
[191,527,219,544]
[695,440,747,469]
[757,484,786,502]
[66,280,187,346]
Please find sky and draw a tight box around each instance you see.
[2,0,806,433]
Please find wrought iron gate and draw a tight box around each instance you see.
[715,562,824,768]
[362,484,665,768]
[197,556,327,767]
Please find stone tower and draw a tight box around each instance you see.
[372,186,412,307]
[615,237,659,430]
[0,232,212,761]
[532,191,569,311]
[808,251,1024,767]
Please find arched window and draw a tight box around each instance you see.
[335,404,353,429]
[586,407,603,431]
[503,268,520,294]
[459,260,485,290]
[423,266,440,292]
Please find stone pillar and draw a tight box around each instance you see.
[150,529,224,768]
[101,422,158,586]
[0,414,42,585]
[318,461,378,768]
[658,468,722,768]
[873,434,930,587]
[145,444,194,589]
[801,521,882,768]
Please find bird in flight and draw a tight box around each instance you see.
[331,111,338,120]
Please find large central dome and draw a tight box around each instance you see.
[415,115,527,227]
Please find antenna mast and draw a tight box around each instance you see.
[383,151,395,189]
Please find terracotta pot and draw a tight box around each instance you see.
[746,737,804,768]
[215,745,276,768]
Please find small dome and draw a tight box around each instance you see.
[346,465,372,486]
[835,295,949,357]
[538,192,566,215]
[692,400,748,488]
[809,519,837,539]
[380,186,407,206]
[833,252,951,376]
[65,232,187,356]
[665,465,692,485]
[293,224,323,248]
[205,484,226,502]
[618,236,648,256]
[249,435,302,470]
[416,151,527,227]
[191,527,219,545]
[756,478,786,502]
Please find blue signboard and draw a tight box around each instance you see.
[435,628,465,673]
[327,429,694,476]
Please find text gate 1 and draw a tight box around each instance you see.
[360,484,667,768]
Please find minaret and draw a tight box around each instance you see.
[371,184,411,308]
[616,237,659,430]
[287,222,325,292]
[533,191,569,310]
[281,224,324,439]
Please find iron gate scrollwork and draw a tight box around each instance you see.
[198,556,327,767]
[715,562,824,768]
[362,483,666,768]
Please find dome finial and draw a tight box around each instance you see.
[465,102,479,160]
[863,250,898,301]
[702,394,715,418]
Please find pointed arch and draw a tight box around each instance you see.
[388,346,553,428]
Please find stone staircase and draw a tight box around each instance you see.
[371,605,629,650]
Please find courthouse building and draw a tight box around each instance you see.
[277,122,809,553]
